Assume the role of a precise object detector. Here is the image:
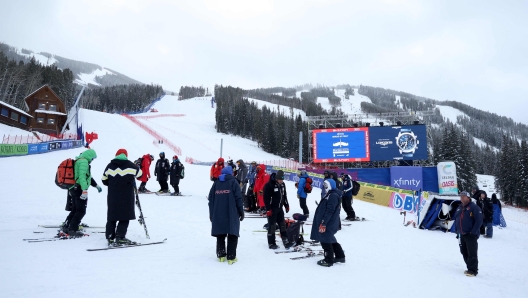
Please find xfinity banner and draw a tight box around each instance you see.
[312,127,370,163]
[369,125,428,161]
[390,166,423,191]
[437,161,458,195]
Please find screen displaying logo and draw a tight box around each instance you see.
[369,125,428,161]
[390,166,423,191]
[312,127,370,163]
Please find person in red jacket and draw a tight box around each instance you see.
[253,164,270,212]
[138,154,154,193]
[210,157,225,181]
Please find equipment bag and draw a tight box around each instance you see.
[55,158,76,189]
[287,221,305,246]
[134,157,143,168]
[352,180,361,196]
[304,177,313,194]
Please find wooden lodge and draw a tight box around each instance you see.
[23,85,67,135]
[0,100,33,130]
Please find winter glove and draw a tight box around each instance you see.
[96,185,102,193]
[80,190,88,200]
[319,223,326,233]
[239,211,244,222]
[266,210,273,217]
[285,206,290,213]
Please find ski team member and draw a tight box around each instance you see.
[210,157,225,181]
[64,149,102,236]
[138,154,154,193]
[101,149,142,245]
[170,155,184,195]
[296,170,310,217]
[155,152,170,193]
[236,159,248,194]
[476,191,494,238]
[341,173,356,221]
[208,166,244,264]
[263,170,292,249]
[254,164,270,212]
[310,179,345,267]
[454,191,483,277]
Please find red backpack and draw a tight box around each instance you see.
[55,158,76,189]
[304,177,313,194]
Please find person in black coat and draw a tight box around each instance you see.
[454,191,483,276]
[155,152,170,193]
[263,170,292,250]
[169,155,184,195]
[340,173,356,221]
[101,149,142,245]
[311,179,345,267]
[476,191,494,238]
[208,166,244,264]
[236,159,249,194]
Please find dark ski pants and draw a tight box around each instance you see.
[216,234,238,260]
[158,180,169,191]
[171,177,180,193]
[459,234,479,275]
[267,208,288,245]
[106,220,129,239]
[299,197,310,216]
[139,182,148,191]
[321,242,345,263]
[342,196,355,219]
[66,186,87,231]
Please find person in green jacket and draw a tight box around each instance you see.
[64,149,102,237]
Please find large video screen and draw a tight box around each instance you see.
[312,127,370,163]
[369,125,428,161]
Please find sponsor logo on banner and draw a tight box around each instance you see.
[28,144,39,154]
[368,125,428,161]
[390,166,423,191]
[389,192,427,213]
[437,161,458,195]
[0,144,28,156]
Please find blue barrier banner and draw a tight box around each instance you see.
[369,125,428,161]
[312,127,370,163]
[28,144,39,155]
[390,166,423,191]
[39,143,49,153]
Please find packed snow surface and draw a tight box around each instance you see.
[1,95,527,297]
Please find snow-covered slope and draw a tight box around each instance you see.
[335,88,372,114]
[1,95,528,297]
[76,68,115,86]
[17,51,57,66]
[246,97,306,120]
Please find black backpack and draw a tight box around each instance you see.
[352,180,361,196]
[287,221,305,247]
[134,157,143,168]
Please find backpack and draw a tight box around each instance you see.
[180,163,185,179]
[55,158,76,189]
[287,220,305,247]
[352,180,360,196]
[304,177,313,194]
[134,157,143,168]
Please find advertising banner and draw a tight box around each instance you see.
[390,166,423,191]
[312,127,370,163]
[0,144,28,156]
[388,191,428,214]
[38,143,49,153]
[369,125,428,161]
[354,183,394,207]
[437,161,458,195]
[28,144,39,155]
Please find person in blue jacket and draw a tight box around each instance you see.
[310,179,345,267]
[454,191,483,277]
[297,170,310,217]
[208,167,244,265]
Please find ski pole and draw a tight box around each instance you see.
[134,186,150,239]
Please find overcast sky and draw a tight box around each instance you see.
[1,0,527,124]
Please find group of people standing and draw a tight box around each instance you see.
[137,152,184,195]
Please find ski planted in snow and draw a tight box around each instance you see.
[87,238,167,251]
[134,186,150,239]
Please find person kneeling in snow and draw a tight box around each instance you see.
[310,179,345,267]
[101,149,143,246]
[208,167,244,264]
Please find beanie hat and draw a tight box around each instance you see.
[173,155,178,160]
[276,170,285,180]
[221,167,233,175]
[116,149,128,157]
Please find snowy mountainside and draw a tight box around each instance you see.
[246,97,306,120]
[0,94,528,297]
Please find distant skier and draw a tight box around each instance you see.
[155,152,170,193]
[63,149,102,237]
[101,149,142,245]
[138,154,154,193]
[170,155,184,195]
[296,170,310,217]
[236,159,248,194]
[341,173,356,221]
[310,179,345,267]
[210,157,225,181]
[208,166,244,264]
[454,191,483,277]
[263,170,292,250]
[254,164,270,213]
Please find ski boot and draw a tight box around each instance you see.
[115,237,137,246]
[282,237,294,250]
[68,229,86,238]
[269,243,279,250]
[317,259,333,267]
[107,238,115,246]
[334,257,346,263]
[227,258,238,265]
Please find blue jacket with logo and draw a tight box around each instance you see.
[297,173,309,198]
[454,201,483,236]
[310,179,341,243]
[208,167,244,237]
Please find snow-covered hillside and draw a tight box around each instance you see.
[76,68,115,86]
[1,95,528,297]
[335,88,372,114]
[17,51,57,66]
[246,97,306,120]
